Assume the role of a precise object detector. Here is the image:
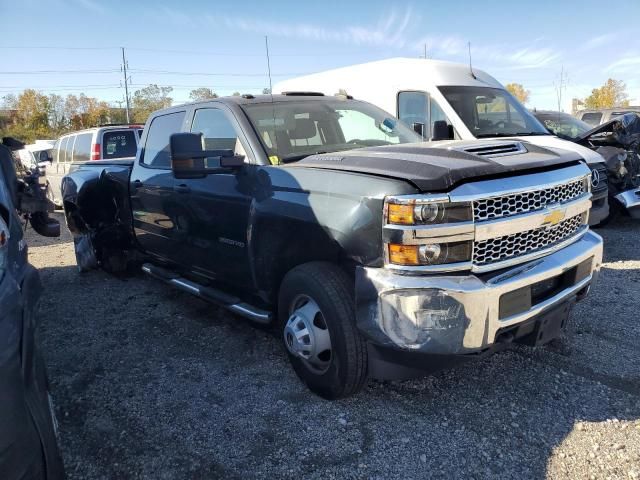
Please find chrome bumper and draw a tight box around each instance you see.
[355,231,603,354]
[615,187,640,218]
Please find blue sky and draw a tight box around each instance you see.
[1,0,639,111]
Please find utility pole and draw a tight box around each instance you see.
[121,47,131,123]
[423,43,427,59]
[554,66,568,112]
[265,36,273,95]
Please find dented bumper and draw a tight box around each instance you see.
[355,231,603,358]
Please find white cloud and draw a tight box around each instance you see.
[206,6,415,48]
[583,32,618,50]
[605,55,640,74]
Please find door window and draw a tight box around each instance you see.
[398,91,428,136]
[72,133,92,162]
[191,108,249,163]
[102,130,137,159]
[142,111,186,168]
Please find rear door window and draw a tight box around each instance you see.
[142,111,186,168]
[64,136,75,163]
[72,133,92,162]
[102,130,138,159]
[581,112,603,126]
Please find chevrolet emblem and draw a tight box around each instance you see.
[543,209,566,227]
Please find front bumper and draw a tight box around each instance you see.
[589,188,609,225]
[355,230,603,357]
[615,187,640,219]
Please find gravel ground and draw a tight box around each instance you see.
[27,213,640,479]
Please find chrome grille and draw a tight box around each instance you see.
[473,179,586,222]
[473,214,585,265]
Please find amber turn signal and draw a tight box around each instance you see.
[387,204,414,225]
[388,244,420,265]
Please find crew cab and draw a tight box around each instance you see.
[62,93,603,399]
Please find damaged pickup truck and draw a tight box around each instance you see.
[534,110,640,220]
[62,93,603,399]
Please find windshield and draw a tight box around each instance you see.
[242,98,421,163]
[533,112,591,141]
[438,86,549,138]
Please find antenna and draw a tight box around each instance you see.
[468,41,477,80]
[264,36,279,164]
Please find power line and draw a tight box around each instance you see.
[128,69,308,77]
[0,69,121,74]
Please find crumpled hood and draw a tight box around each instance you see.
[296,141,583,191]
[577,112,640,147]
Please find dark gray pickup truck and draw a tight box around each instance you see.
[62,93,603,398]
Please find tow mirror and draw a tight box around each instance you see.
[170,132,245,179]
[432,120,454,141]
[29,212,60,238]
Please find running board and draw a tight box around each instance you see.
[141,263,272,324]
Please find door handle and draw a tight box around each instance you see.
[174,184,190,194]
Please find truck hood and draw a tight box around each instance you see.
[575,112,640,148]
[296,141,584,192]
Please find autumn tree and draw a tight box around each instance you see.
[189,87,218,101]
[131,84,173,123]
[1,89,52,142]
[232,91,241,96]
[64,93,110,130]
[583,79,630,109]
[505,83,530,104]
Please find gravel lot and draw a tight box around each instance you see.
[28,213,640,479]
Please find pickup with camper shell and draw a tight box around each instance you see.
[61,93,603,399]
[274,58,611,225]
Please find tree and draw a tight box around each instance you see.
[232,91,241,96]
[583,79,630,109]
[189,87,217,101]
[1,89,51,142]
[131,84,173,123]
[505,83,530,104]
[64,93,110,130]
[262,88,271,95]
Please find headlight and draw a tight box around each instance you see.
[388,241,472,266]
[384,195,474,268]
[386,198,472,225]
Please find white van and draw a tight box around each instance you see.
[274,58,609,224]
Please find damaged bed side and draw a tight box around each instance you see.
[61,159,138,272]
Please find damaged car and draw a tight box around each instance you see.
[534,111,640,220]
[0,137,64,479]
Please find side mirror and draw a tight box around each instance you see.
[412,122,426,138]
[170,133,244,179]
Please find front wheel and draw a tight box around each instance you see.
[278,262,368,399]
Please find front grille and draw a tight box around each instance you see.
[473,179,586,222]
[473,214,585,265]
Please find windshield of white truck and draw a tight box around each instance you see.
[438,86,549,138]
[242,99,421,163]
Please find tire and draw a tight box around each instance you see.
[278,262,368,399]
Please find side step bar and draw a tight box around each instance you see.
[141,263,272,324]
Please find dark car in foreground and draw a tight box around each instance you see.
[62,94,602,399]
[0,139,64,479]
[533,110,640,220]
